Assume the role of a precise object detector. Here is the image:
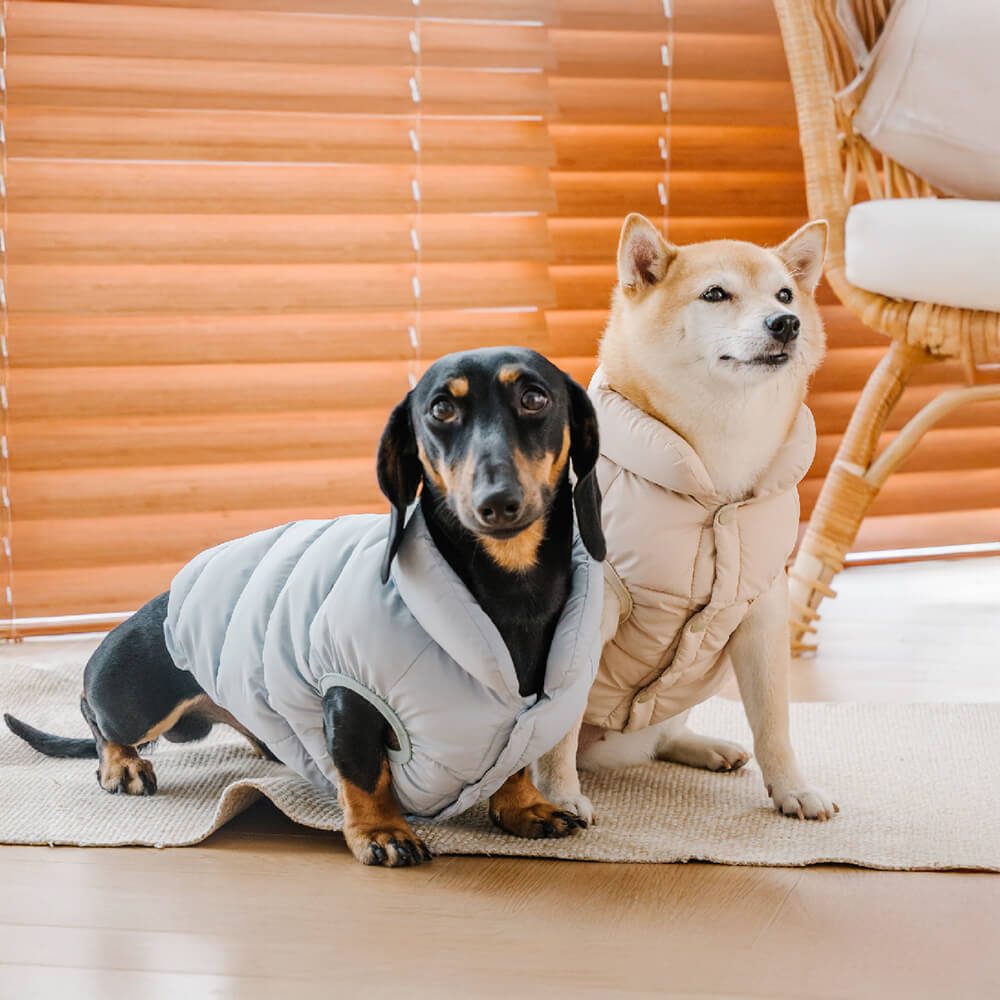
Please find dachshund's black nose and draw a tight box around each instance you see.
[765,311,800,345]
[477,487,524,527]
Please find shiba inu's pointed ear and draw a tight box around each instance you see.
[776,219,828,293]
[565,375,606,561]
[376,395,421,583]
[617,213,678,297]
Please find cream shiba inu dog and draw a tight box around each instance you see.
[535,213,839,824]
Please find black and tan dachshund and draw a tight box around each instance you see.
[6,347,605,866]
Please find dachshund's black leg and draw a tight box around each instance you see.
[80,592,206,796]
[323,686,431,867]
[80,694,158,796]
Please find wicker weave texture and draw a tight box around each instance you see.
[773,0,1000,651]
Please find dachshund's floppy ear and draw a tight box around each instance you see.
[565,375,606,562]
[376,395,421,584]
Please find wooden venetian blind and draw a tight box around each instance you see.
[3,0,674,627]
[3,0,996,632]
[6,0,562,625]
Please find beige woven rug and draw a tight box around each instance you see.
[1,649,997,870]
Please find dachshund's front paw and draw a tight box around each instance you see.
[490,799,587,839]
[344,820,432,867]
[97,749,157,796]
[490,768,588,839]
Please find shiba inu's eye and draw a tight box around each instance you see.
[776,287,793,304]
[700,285,730,303]
[520,387,549,412]
[429,397,458,423]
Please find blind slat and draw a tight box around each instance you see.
[80,0,558,18]
[550,79,796,126]
[12,563,190,618]
[13,2,553,68]
[11,55,553,116]
[851,509,1000,555]
[552,125,802,172]
[10,213,554,265]
[17,458,381,519]
[558,0,772,32]
[9,162,557,214]
[551,30,785,81]
[9,262,556,315]
[551,170,806,217]
[9,311,550,368]
[10,108,555,165]
[12,411,387,471]
[17,507,384,571]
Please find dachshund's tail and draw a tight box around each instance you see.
[4,713,98,758]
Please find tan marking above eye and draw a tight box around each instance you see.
[447,377,469,397]
[497,366,523,385]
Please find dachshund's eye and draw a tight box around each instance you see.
[520,387,549,412]
[429,397,457,422]
[776,287,793,304]
[700,285,730,303]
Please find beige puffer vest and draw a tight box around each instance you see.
[585,368,816,733]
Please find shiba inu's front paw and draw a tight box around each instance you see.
[768,783,839,821]
[548,791,595,826]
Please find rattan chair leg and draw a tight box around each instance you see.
[790,339,930,654]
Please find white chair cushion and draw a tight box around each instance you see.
[845,198,1000,313]
[846,0,1000,200]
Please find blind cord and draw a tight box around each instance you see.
[0,0,15,640]
[407,0,423,391]
[659,0,674,240]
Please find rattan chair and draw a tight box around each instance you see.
[773,0,1000,654]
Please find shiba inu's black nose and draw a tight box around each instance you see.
[765,311,800,345]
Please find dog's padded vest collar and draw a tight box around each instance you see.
[589,367,816,505]
[390,504,524,702]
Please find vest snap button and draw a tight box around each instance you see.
[689,619,706,633]
[717,508,733,525]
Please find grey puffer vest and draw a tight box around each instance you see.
[163,505,603,821]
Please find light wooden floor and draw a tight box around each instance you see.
[2,558,998,999]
